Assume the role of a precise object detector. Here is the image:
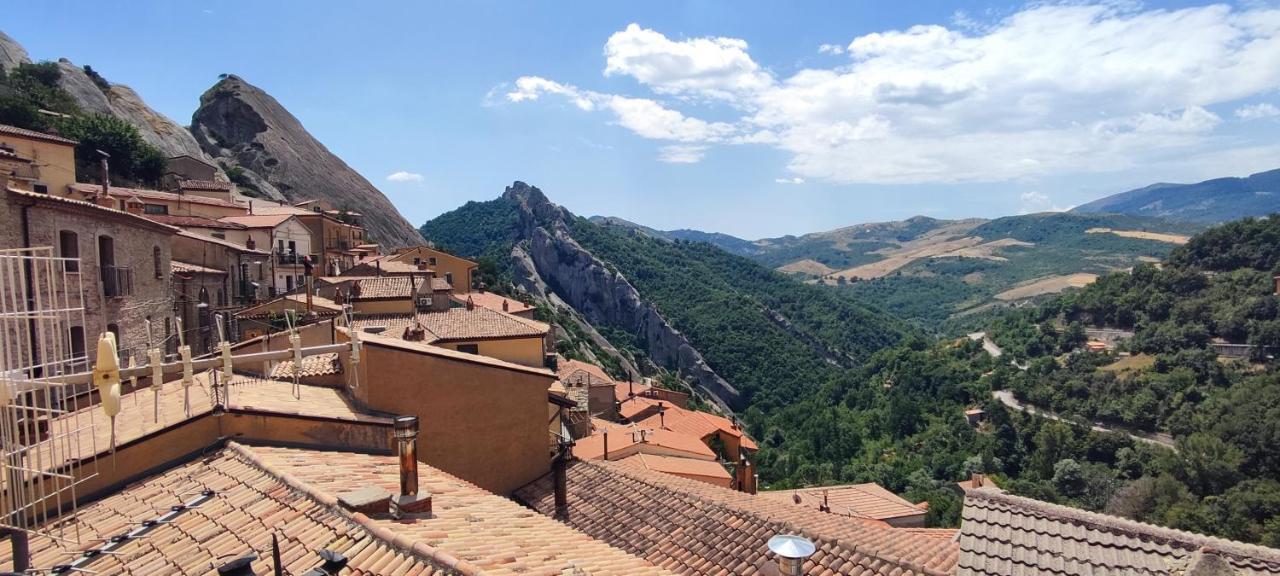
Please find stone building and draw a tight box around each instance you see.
[217,213,313,295]
[349,245,476,294]
[0,187,176,362]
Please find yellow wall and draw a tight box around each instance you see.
[392,247,475,294]
[440,337,544,368]
[352,299,413,315]
[347,338,554,495]
[0,134,77,195]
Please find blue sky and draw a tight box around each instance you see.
[8,1,1280,238]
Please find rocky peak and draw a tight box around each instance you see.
[0,30,29,72]
[191,75,423,248]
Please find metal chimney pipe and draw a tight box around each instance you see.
[552,440,574,517]
[767,535,816,576]
[394,416,419,496]
[603,429,609,461]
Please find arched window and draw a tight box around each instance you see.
[153,246,162,279]
[59,231,79,272]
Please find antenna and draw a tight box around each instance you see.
[0,247,97,568]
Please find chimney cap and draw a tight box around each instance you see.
[768,534,816,560]
[394,415,419,438]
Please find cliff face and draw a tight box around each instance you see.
[0,30,29,72]
[504,182,741,410]
[52,59,217,163]
[190,75,422,248]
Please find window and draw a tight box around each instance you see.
[33,183,48,194]
[444,272,453,287]
[68,326,86,360]
[456,343,479,355]
[285,275,294,291]
[413,257,420,265]
[59,231,79,272]
[429,257,437,266]
[153,246,162,279]
[143,204,168,215]
[212,232,226,239]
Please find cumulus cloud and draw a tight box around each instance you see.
[817,43,844,55]
[775,177,805,184]
[504,5,1280,178]
[386,171,424,183]
[1236,102,1280,119]
[657,145,707,164]
[1018,191,1072,214]
[604,23,772,100]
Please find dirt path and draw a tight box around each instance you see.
[992,390,1176,450]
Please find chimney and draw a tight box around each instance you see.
[602,429,609,461]
[376,260,382,276]
[658,401,666,429]
[751,472,759,495]
[970,473,985,489]
[96,150,110,198]
[552,440,574,518]
[465,296,475,311]
[391,416,432,517]
[819,490,830,513]
[502,300,509,312]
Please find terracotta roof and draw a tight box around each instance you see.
[219,213,297,229]
[69,183,242,208]
[0,446,436,575]
[762,483,926,522]
[347,258,427,275]
[235,293,343,318]
[515,459,960,575]
[615,380,653,402]
[458,291,535,315]
[574,422,719,461]
[559,358,615,385]
[0,123,78,145]
[175,229,268,254]
[178,179,232,191]
[247,445,669,575]
[270,352,343,379]
[635,403,759,451]
[345,327,555,378]
[171,260,226,275]
[147,214,246,229]
[6,187,177,235]
[617,452,733,483]
[429,277,451,291]
[350,308,550,343]
[957,487,1280,575]
[349,276,415,300]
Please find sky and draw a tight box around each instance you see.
[7,1,1280,239]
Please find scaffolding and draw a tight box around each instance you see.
[0,247,96,559]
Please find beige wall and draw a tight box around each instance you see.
[439,337,545,368]
[352,299,413,315]
[0,134,76,195]
[392,247,474,294]
[346,338,555,495]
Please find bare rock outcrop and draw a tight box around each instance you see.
[190,75,422,248]
[0,30,29,72]
[505,181,742,410]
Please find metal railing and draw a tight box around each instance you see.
[275,251,301,265]
[325,238,352,250]
[101,265,134,298]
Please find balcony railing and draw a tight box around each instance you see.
[275,251,302,265]
[325,238,352,250]
[101,265,134,298]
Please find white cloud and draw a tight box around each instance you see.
[386,171,424,183]
[817,43,844,55]
[1018,191,1072,214]
[1235,102,1280,119]
[503,5,1280,177]
[657,145,706,164]
[604,23,772,100]
[775,177,805,184]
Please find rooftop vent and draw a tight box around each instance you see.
[301,549,349,576]
[767,534,816,576]
[216,553,258,576]
[391,415,432,517]
[362,325,387,334]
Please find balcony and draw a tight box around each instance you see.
[325,238,352,251]
[275,251,302,266]
[101,265,134,298]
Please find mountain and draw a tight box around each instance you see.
[422,182,907,412]
[1073,168,1280,223]
[588,215,762,256]
[1,31,422,248]
[190,75,422,247]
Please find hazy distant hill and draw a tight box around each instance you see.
[1073,167,1280,223]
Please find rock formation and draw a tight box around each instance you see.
[504,182,742,411]
[191,75,422,248]
[0,30,29,72]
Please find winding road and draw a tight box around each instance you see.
[992,390,1177,451]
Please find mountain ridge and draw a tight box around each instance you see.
[1073,167,1280,223]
